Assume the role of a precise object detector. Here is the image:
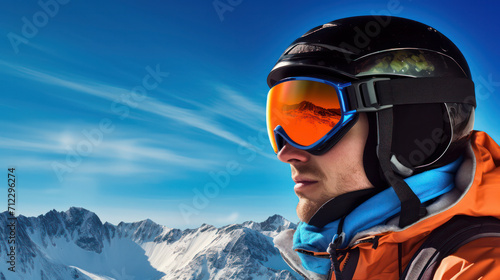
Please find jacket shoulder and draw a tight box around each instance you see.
[434,237,500,279]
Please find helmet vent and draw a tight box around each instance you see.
[286,44,330,55]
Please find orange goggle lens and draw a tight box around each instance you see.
[266,79,342,153]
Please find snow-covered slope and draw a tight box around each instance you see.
[0,207,299,280]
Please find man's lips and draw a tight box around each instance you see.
[293,177,319,191]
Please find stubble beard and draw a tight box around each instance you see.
[296,195,329,223]
[295,162,367,223]
[292,164,330,223]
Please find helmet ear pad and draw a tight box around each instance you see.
[362,104,453,190]
[391,104,452,171]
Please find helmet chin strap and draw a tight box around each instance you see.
[363,112,387,190]
[376,108,427,228]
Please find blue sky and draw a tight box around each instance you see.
[1,0,499,229]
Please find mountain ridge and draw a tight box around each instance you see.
[283,100,342,117]
[0,207,299,280]
[282,100,341,129]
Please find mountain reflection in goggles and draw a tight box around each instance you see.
[266,78,345,154]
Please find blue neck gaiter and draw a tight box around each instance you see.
[292,157,463,275]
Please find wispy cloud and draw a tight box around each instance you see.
[215,212,240,224]
[0,120,227,183]
[0,60,125,100]
[1,156,56,171]
[218,85,265,116]
[0,61,259,149]
[1,154,171,176]
[145,101,249,145]
[1,134,217,169]
[0,61,275,160]
[162,84,266,131]
[0,137,63,154]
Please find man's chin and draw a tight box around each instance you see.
[296,199,322,223]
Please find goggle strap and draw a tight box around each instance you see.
[347,77,476,112]
[376,108,427,228]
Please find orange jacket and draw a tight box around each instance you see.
[338,131,500,279]
[275,131,500,279]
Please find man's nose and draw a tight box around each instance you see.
[277,142,311,163]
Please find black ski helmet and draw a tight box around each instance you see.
[267,16,476,227]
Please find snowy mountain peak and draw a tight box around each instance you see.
[63,207,103,230]
[64,206,88,216]
[199,223,215,231]
[260,214,294,231]
[263,214,286,225]
[22,207,105,253]
[116,218,168,242]
[242,214,296,238]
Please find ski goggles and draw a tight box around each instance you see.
[266,77,362,155]
[266,76,476,155]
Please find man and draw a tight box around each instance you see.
[266,16,500,279]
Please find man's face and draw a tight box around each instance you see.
[277,113,374,222]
